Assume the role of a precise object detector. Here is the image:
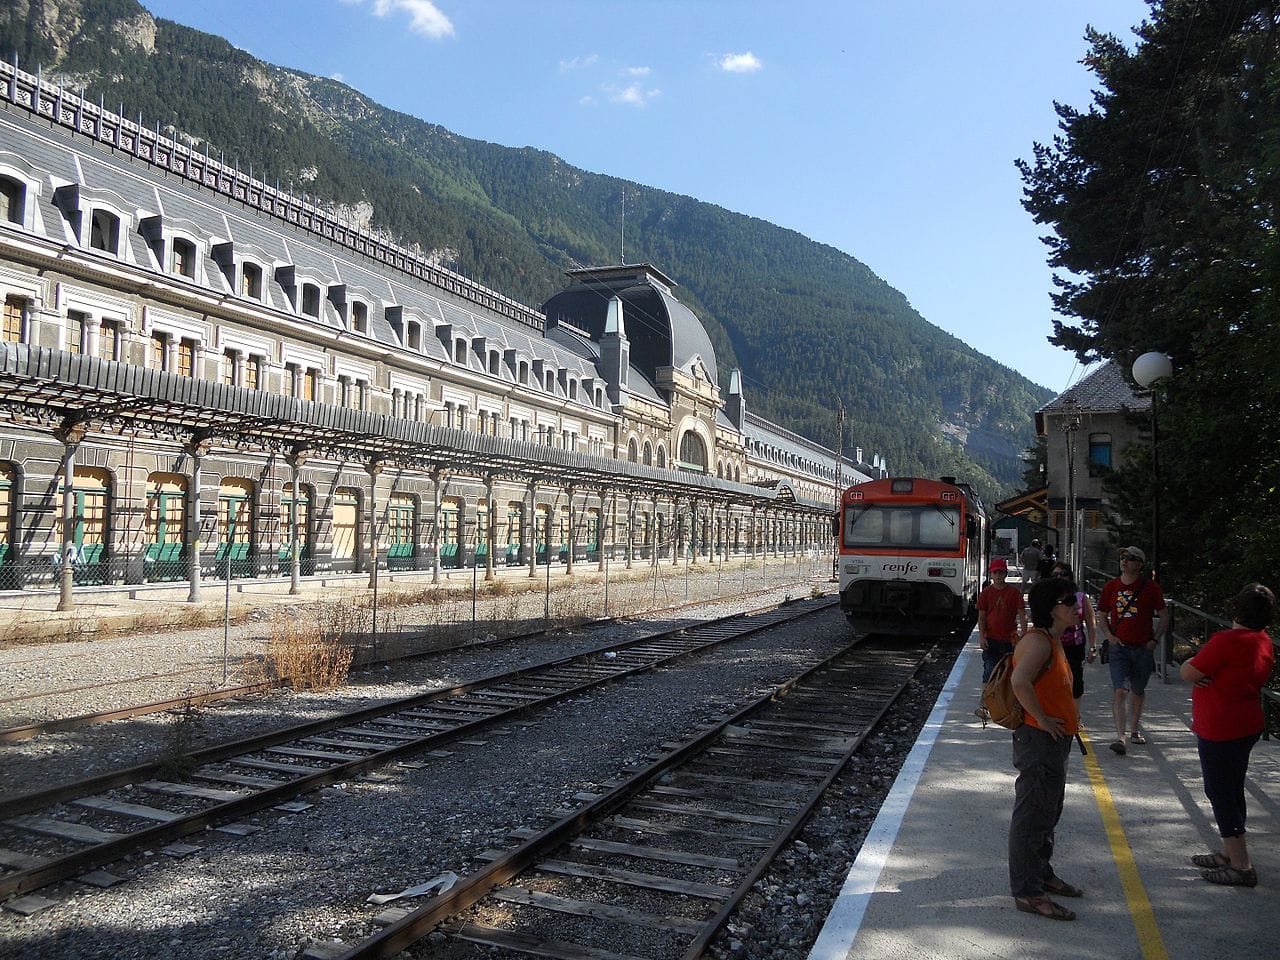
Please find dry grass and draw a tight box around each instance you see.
[265,608,356,691]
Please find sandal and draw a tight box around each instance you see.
[1110,740,1127,755]
[1044,876,1084,898]
[1014,895,1076,920]
[1201,865,1257,887]
[1191,852,1230,869]
[1130,731,1147,744]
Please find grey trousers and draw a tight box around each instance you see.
[1009,723,1073,897]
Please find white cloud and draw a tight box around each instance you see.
[559,53,600,72]
[623,66,651,77]
[717,51,762,73]
[609,83,661,107]
[365,0,454,39]
[330,72,345,82]
[579,95,597,107]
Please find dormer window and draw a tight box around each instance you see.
[241,262,263,300]
[351,301,368,334]
[518,361,529,385]
[301,283,321,318]
[545,370,555,392]
[1,177,24,224]
[568,379,578,401]
[172,238,196,278]
[89,209,120,253]
[488,351,500,376]
[453,338,467,364]
[407,321,422,351]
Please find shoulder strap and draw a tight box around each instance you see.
[1018,628,1055,683]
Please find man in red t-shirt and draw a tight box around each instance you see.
[977,558,1026,682]
[1097,545,1169,755]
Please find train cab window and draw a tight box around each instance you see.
[844,504,959,550]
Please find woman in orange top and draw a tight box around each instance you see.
[1008,578,1083,921]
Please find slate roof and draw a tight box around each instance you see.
[1037,361,1149,416]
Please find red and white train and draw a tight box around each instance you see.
[835,476,989,637]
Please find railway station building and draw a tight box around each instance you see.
[1035,361,1149,575]
[0,62,878,605]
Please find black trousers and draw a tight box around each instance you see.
[1009,724,1072,896]
[1198,732,1260,838]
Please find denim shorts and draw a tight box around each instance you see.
[1109,642,1155,694]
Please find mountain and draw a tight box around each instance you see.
[0,0,1053,503]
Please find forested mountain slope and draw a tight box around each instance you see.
[0,0,1052,500]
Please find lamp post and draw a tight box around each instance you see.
[1060,398,1082,576]
[1132,351,1173,583]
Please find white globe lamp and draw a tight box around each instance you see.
[1132,351,1173,388]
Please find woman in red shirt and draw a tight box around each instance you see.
[1180,583,1276,887]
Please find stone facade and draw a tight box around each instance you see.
[0,63,882,602]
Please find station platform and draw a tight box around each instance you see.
[808,633,1279,960]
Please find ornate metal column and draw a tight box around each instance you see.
[54,418,88,613]
[484,474,496,582]
[287,445,308,596]
[527,479,537,579]
[431,469,444,585]
[366,458,382,589]
[187,432,213,603]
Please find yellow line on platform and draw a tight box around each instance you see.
[1080,729,1169,960]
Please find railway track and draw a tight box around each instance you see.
[0,581,817,743]
[0,596,835,910]
[327,635,935,960]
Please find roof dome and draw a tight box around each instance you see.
[541,264,718,387]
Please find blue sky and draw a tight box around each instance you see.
[140,0,1151,393]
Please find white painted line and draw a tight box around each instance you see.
[805,634,976,960]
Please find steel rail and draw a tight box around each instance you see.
[0,598,835,901]
[331,635,932,960]
[0,582,815,743]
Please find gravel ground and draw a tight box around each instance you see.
[1,560,822,730]
[1,583,960,960]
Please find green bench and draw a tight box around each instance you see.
[145,542,186,582]
[387,542,415,571]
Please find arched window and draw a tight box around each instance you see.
[678,431,708,473]
[351,300,368,333]
[172,237,196,278]
[241,262,263,300]
[89,209,120,253]
[642,441,652,466]
[627,438,638,463]
[301,283,321,318]
[656,445,667,469]
[1,176,25,225]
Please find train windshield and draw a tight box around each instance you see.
[844,504,961,550]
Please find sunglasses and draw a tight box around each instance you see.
[1054,597,1077,607]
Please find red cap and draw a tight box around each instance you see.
[989,558,1008,572]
